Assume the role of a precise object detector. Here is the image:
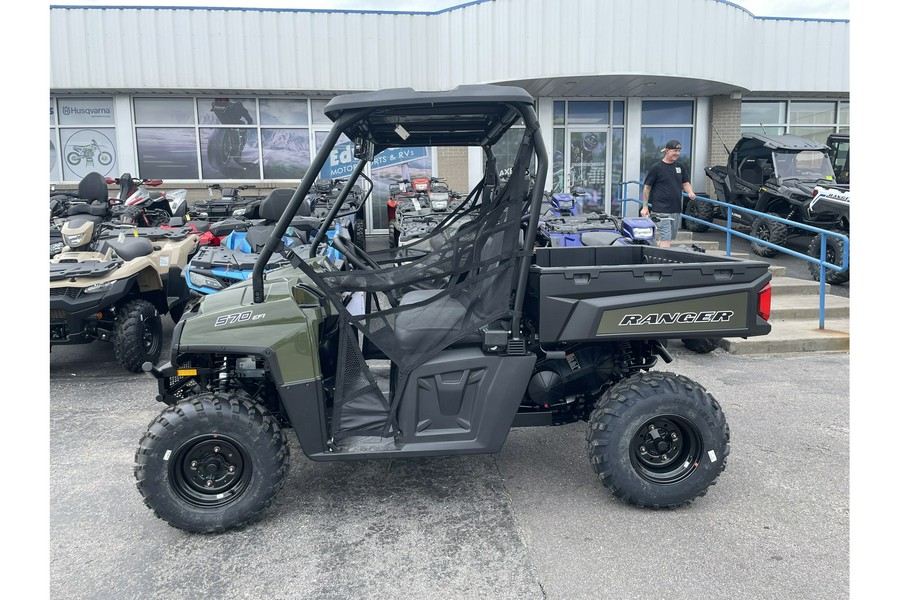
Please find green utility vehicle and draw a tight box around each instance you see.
[134,85,773,532]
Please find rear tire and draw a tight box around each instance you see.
[586,371,729,509]
[749,212,789,257]
[113,299,162,373]
[807,230,849,284]
[681,338,722,354]
[684,198,713,233]
[134,393,290,533]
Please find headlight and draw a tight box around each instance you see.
[50,242,64,256]
[189,271,224,290]
[64,233,85,247]
[431,200,448,210]
[232,208,247,216]
[84,281,114,294]
[631,227,654,240]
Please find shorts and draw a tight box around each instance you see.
[655,212,681,242]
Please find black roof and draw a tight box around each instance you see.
[323,84,535,151]
[737,133,829,152]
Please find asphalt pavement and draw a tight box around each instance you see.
[47,317,851,600]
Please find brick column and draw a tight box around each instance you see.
[436,146,469,194]
[708,96,742,168]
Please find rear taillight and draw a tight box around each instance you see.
[757,283,772,321]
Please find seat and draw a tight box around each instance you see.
[102,237,154,261]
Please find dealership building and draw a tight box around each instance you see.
[49,0,849,231]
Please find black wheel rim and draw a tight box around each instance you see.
[825,241,838,265]
[142,319,160,356]
[170,435,251,507]
[630,415,703,485]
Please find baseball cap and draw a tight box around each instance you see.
[665,140,682,150]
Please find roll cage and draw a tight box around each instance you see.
[251,84,549,339]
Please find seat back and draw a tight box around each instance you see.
[77,172,108,203]
[258,188,298,222]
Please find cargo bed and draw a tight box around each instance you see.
[526,245,772,343]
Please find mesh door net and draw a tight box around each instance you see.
[296,133,535,441]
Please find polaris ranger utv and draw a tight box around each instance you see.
[135,85,772,533]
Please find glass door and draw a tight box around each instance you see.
[567,129,609,214]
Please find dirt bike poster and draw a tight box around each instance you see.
[61,128,117,180]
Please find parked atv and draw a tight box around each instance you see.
[134,85,772,533]
[50,220,199,372]
[184,188,322,295]
[50,172,114,258]
[306,177,368,254]
[106,173,188,227]
[690,133,848,257]
[191,184,266,221]
[389,177,465,247]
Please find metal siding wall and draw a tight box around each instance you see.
[49,1,848,94]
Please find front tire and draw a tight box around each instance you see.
[749,212,789,257]
[586,372,730,509]
[113,299,162,373]
[134,393,290,533]
[807,230,849,284]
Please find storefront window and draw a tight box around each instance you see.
[55,97,118,181]
[789,102,836,125]
[311,99,332,125]
[741,101,785,127]
[258,99,311,179]
[567,101,610,125]
[838,102,850,131]
[133,96,316,181]
[134,98,199,179]
[136,128,199,179]
[134,98,195,125]
[741,99,848,140]
[640,100,694,183]
[641,100,694,125]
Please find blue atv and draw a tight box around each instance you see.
[185,188,320,295]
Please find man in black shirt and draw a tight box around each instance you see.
[641,139,696,247]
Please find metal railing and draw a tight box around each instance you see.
[617,180,644,217]
[681,194,848,330]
